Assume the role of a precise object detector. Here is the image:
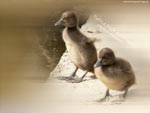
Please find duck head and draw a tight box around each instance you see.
[55,11,78,28]
[94,48,116,67]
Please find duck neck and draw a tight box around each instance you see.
[103,60,116,67]
[66,26,82,43]
[66,25,80,33]
[67,26,78,30]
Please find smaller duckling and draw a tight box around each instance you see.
[94,48,136,101]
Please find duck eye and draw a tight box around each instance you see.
[63,17,66,20]
[63,18,67,22]
[68,16,72,18]
[102,56,107,59]
[103,54,110,59]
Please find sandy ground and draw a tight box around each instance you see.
[48,13,150,113]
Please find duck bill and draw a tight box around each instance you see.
[55,18,63,26]
[94,59,102,68]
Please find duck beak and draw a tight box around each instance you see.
[94,59,102,68]
[55,18,63,26]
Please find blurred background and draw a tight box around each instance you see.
[0,0,150,113]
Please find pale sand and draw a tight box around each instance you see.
[47,14,150,113]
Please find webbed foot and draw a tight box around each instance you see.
[67,77,82,83]
[89,75,97,79]
[56,76,74,81]
[97,96,109,102]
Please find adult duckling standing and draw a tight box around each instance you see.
[55,11,97,83]
[94,48,136,101]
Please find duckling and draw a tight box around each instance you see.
[94,48,136,101]
[55,11,97,83]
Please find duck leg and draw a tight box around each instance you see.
[57,67,78,80]
[67,71,88,83]
[98,89,110,102]
[123,89,128,98]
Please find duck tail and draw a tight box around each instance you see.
[88,37,101,44]
[126,78,136,89]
